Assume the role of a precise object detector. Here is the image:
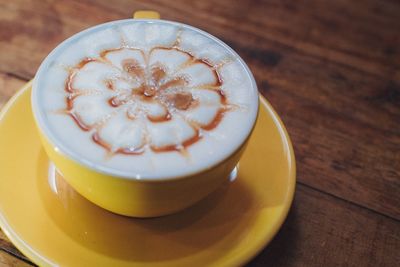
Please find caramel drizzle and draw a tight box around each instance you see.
[92,132,144,155]
[63,37,231,156]
[69,112,91,131]
[147,112,172,122]
[201,108,226,131]
[151,65,167,84]
[121,58,145,78]
[149,47,223,88]
[104,79,115,90]
[108,95,130,107]
[150,129,202,153]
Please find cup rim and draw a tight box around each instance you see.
[32,18,259,181]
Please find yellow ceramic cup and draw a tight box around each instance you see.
[32,11,259,217]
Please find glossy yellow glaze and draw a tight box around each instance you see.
[32,10,255,217]
[0,82,295,266]
[133,10,160,19]
[38,126,247,217]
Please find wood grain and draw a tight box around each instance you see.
[0,73,26,107]
[250,185,400,267]
[162,0,400,78]
[0,250,33,267]
[0,0,398,218]
[0,231,31,264]
[0,169,398,266]
[0,0,118,79]
[0,0,399,266]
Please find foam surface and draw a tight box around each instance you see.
[32,20,259,179]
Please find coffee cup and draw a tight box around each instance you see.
[31,11,259,217]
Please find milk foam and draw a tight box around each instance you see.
[32,20,259,179]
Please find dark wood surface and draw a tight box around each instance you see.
[0,0,399,266]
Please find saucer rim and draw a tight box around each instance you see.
[0,81,57,266]
[0,81,296,267]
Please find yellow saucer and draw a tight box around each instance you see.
[0,82,295,267]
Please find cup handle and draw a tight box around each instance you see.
[133,10,160,19]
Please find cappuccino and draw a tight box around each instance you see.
[32,20,259,179]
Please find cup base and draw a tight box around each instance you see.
[47,162,240,217]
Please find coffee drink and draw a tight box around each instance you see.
[32,20,259,179]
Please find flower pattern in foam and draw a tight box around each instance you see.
[65,46,230,155]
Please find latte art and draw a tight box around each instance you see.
[32,20,259,178]
[65,46,231,155]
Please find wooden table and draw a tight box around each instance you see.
[0,0,399,266]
